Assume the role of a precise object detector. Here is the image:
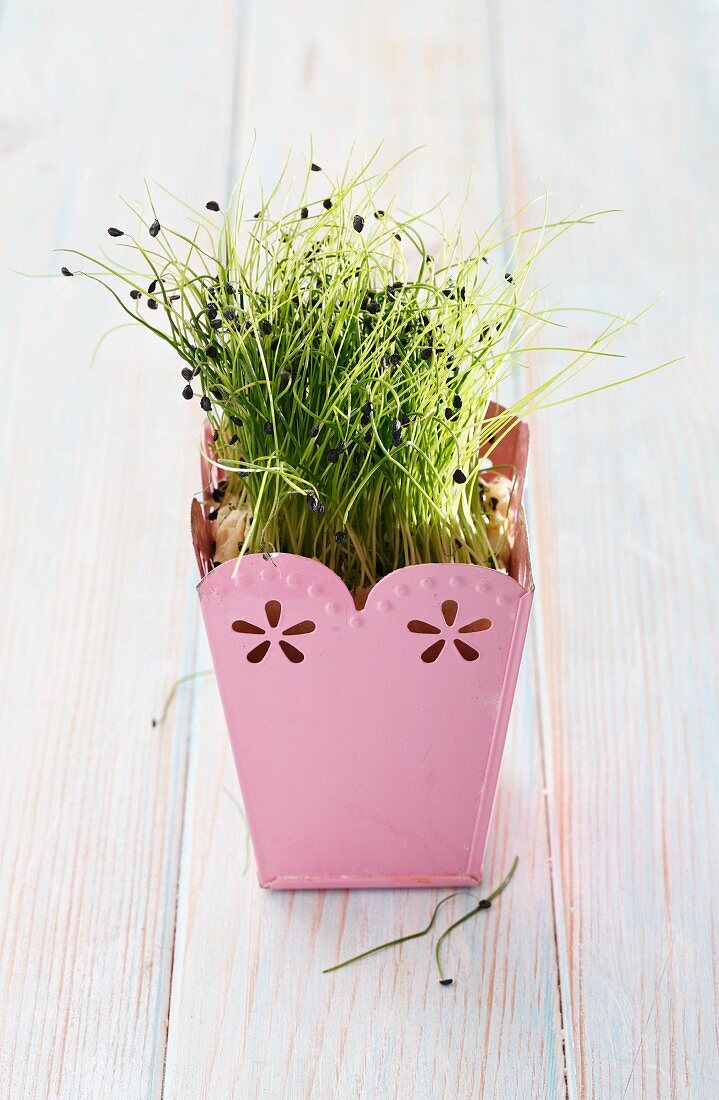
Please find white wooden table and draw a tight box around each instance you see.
[1,2,717,1097]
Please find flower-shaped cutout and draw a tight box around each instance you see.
[407,599,492,663]
[232,600,315,663]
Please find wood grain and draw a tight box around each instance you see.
[492,0,719,1095]
[0,2,239,1096]
[1,0,718,1097]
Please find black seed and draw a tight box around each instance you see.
[453,468,467,484]
[394,233,402,241]
[223,307,236,320]
[200,395,212,412]
[504,273,513,284]
[211,387,222,399]
[208,508,219,520]
[392,281,403,290]
[212,486,224,501]
[327,447,341,463]
[206,200,220,211]
[207,303,218,319]
[392,419,402,446]
[334,530,347,545]
[130,289,141,299]
[254,211,261,219]
[108,227,123,237]
[230,415,243,426]
[61,266,73,277]
[210,318,222,330]
[390,352,400,366]
[213,430,219,442]
[278,371,291,386]
[299,206,309,220]
[442,288,455,299]
[453,394,463,410]
[149,218,161,237]
[420,347,433,361]
[225,284,236,296]
[478,898,492,910]
[260,319,273,335]
[306,493,324,514]
[206,345,219,359]
[182,384,193,400]
[352,214,364,233]
[169,294,180,302]
[444,408,454,419]
[323,198,332,210]
[439,979,454,987]
[181,366,193,381]
[459,287,466,301]
[148,298,158,309]
[311,162,321,172]
[480,326,490,341]
[309,424,319,438]
[367,300,380,315]
[263,421,273,435]
[229,433,239,445]
[148,279,158,294]
[426,255,433,263]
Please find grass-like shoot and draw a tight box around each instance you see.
[62,150,652,590]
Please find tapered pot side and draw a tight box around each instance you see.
[192,407,534,889]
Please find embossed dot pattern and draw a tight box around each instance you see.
[218,559,521,669]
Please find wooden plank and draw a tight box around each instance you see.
[492,0,719,1095]
[0,2,239,1096]
[163,3,567,1097]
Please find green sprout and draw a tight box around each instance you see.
[62,149,665,590]
[322,856,519,985]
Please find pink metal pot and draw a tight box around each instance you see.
[192,408,533,889]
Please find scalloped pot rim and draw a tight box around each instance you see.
[197,552,532,609]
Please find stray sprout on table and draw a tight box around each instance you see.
[62,148,661,590]
[323,856,519,986]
